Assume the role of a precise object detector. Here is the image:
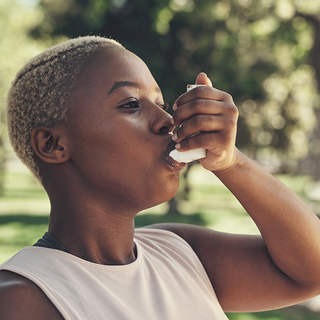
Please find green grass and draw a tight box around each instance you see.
[227,307,320,320]
[0,162,318,319]
[0,167,50,262]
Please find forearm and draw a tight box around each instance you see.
[214,148,320,288]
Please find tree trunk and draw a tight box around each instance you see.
[167,197,180,215]
[297,14,320,180]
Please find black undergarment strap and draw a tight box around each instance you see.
[34,232,68,253]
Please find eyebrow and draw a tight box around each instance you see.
[108,81,139,95]
[107,81,161,95]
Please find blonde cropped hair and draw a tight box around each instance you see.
[7,36,123,182]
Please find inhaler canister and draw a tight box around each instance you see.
[169,85,207,163]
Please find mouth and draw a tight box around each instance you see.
[161,139,186,171]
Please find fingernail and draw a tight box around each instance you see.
[175,143,181,149]
[173,102,177,111]
[172,133,178,141]
[170,117,174,125]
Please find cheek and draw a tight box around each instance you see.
[70,124,150,182]
[67,117,180,205]
[73,117,143,159]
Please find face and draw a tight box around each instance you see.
[64,46,185,213]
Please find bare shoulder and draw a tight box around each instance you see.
[145,222,220,246]
[146,223,317,312]
[0,270,64,320]
[145,222,260,250]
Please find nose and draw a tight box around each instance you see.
[150,107,174,135]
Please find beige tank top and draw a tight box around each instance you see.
[0,228,228,320]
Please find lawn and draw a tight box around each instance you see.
[0,161,319,319]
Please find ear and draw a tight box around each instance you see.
[31,127,70,164]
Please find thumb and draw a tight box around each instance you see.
[195,72,212,87]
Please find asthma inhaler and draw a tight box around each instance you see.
[169,85,206,163]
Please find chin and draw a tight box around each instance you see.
[137,176,180,210]
[141,188,179,211]
[156,188,179,208]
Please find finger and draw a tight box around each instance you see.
[195,72,213,87]
[175,131,228,152]
[173,114,226,143]
[173,86,232,111]
[173,99,237,126]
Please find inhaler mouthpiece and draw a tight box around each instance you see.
[169,84,207,163]
[169,148,206,163]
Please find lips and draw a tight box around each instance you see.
[164,139,177,156]
[161,139,186,171]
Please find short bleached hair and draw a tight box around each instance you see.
[7,36,123,182]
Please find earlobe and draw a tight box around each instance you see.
[31,127,70,164]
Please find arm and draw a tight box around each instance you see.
[0,270,64,320]
[161,73,320,312]
[211,150,320,311]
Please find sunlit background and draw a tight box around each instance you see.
[1,0,320,319]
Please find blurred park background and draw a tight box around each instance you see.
[1,0,320,319]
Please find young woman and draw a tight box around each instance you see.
[0,36,320,320]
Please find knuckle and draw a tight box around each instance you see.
[193,115,203,127]
[224,92,234,102]
[225,116,237,129]
[227,103,239,118]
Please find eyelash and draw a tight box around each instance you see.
[158,102,169,111]
[121,100,140,109]
[120,100,169,111]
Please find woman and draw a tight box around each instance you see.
[0,36,320,319]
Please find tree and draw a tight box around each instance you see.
[31,0,319,166]
[29,0,320,211]
[295,10,320,180]
[0,0,47,194]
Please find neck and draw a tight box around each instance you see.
[42,167,143,265]
[48,196,137,266]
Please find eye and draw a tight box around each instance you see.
[119,100,140,109]
[157,102,169,111]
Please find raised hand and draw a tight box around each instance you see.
[172,72,239,172]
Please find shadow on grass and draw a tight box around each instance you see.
[0,215,49,249]
[1,214,318,320]
[0,214,49,226]
[0,213,207,228]
[135,212,209,228]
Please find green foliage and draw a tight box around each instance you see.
[0,0,49,194]
[0,214,49,263]
[0,164,312,262]
[227,307,320,320]
[30,0,320,173]
[0,167,317,320]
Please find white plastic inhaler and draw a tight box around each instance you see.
[169,85,206,163]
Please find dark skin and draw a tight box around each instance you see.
[1,46,320,318]
[0,271,64,319]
